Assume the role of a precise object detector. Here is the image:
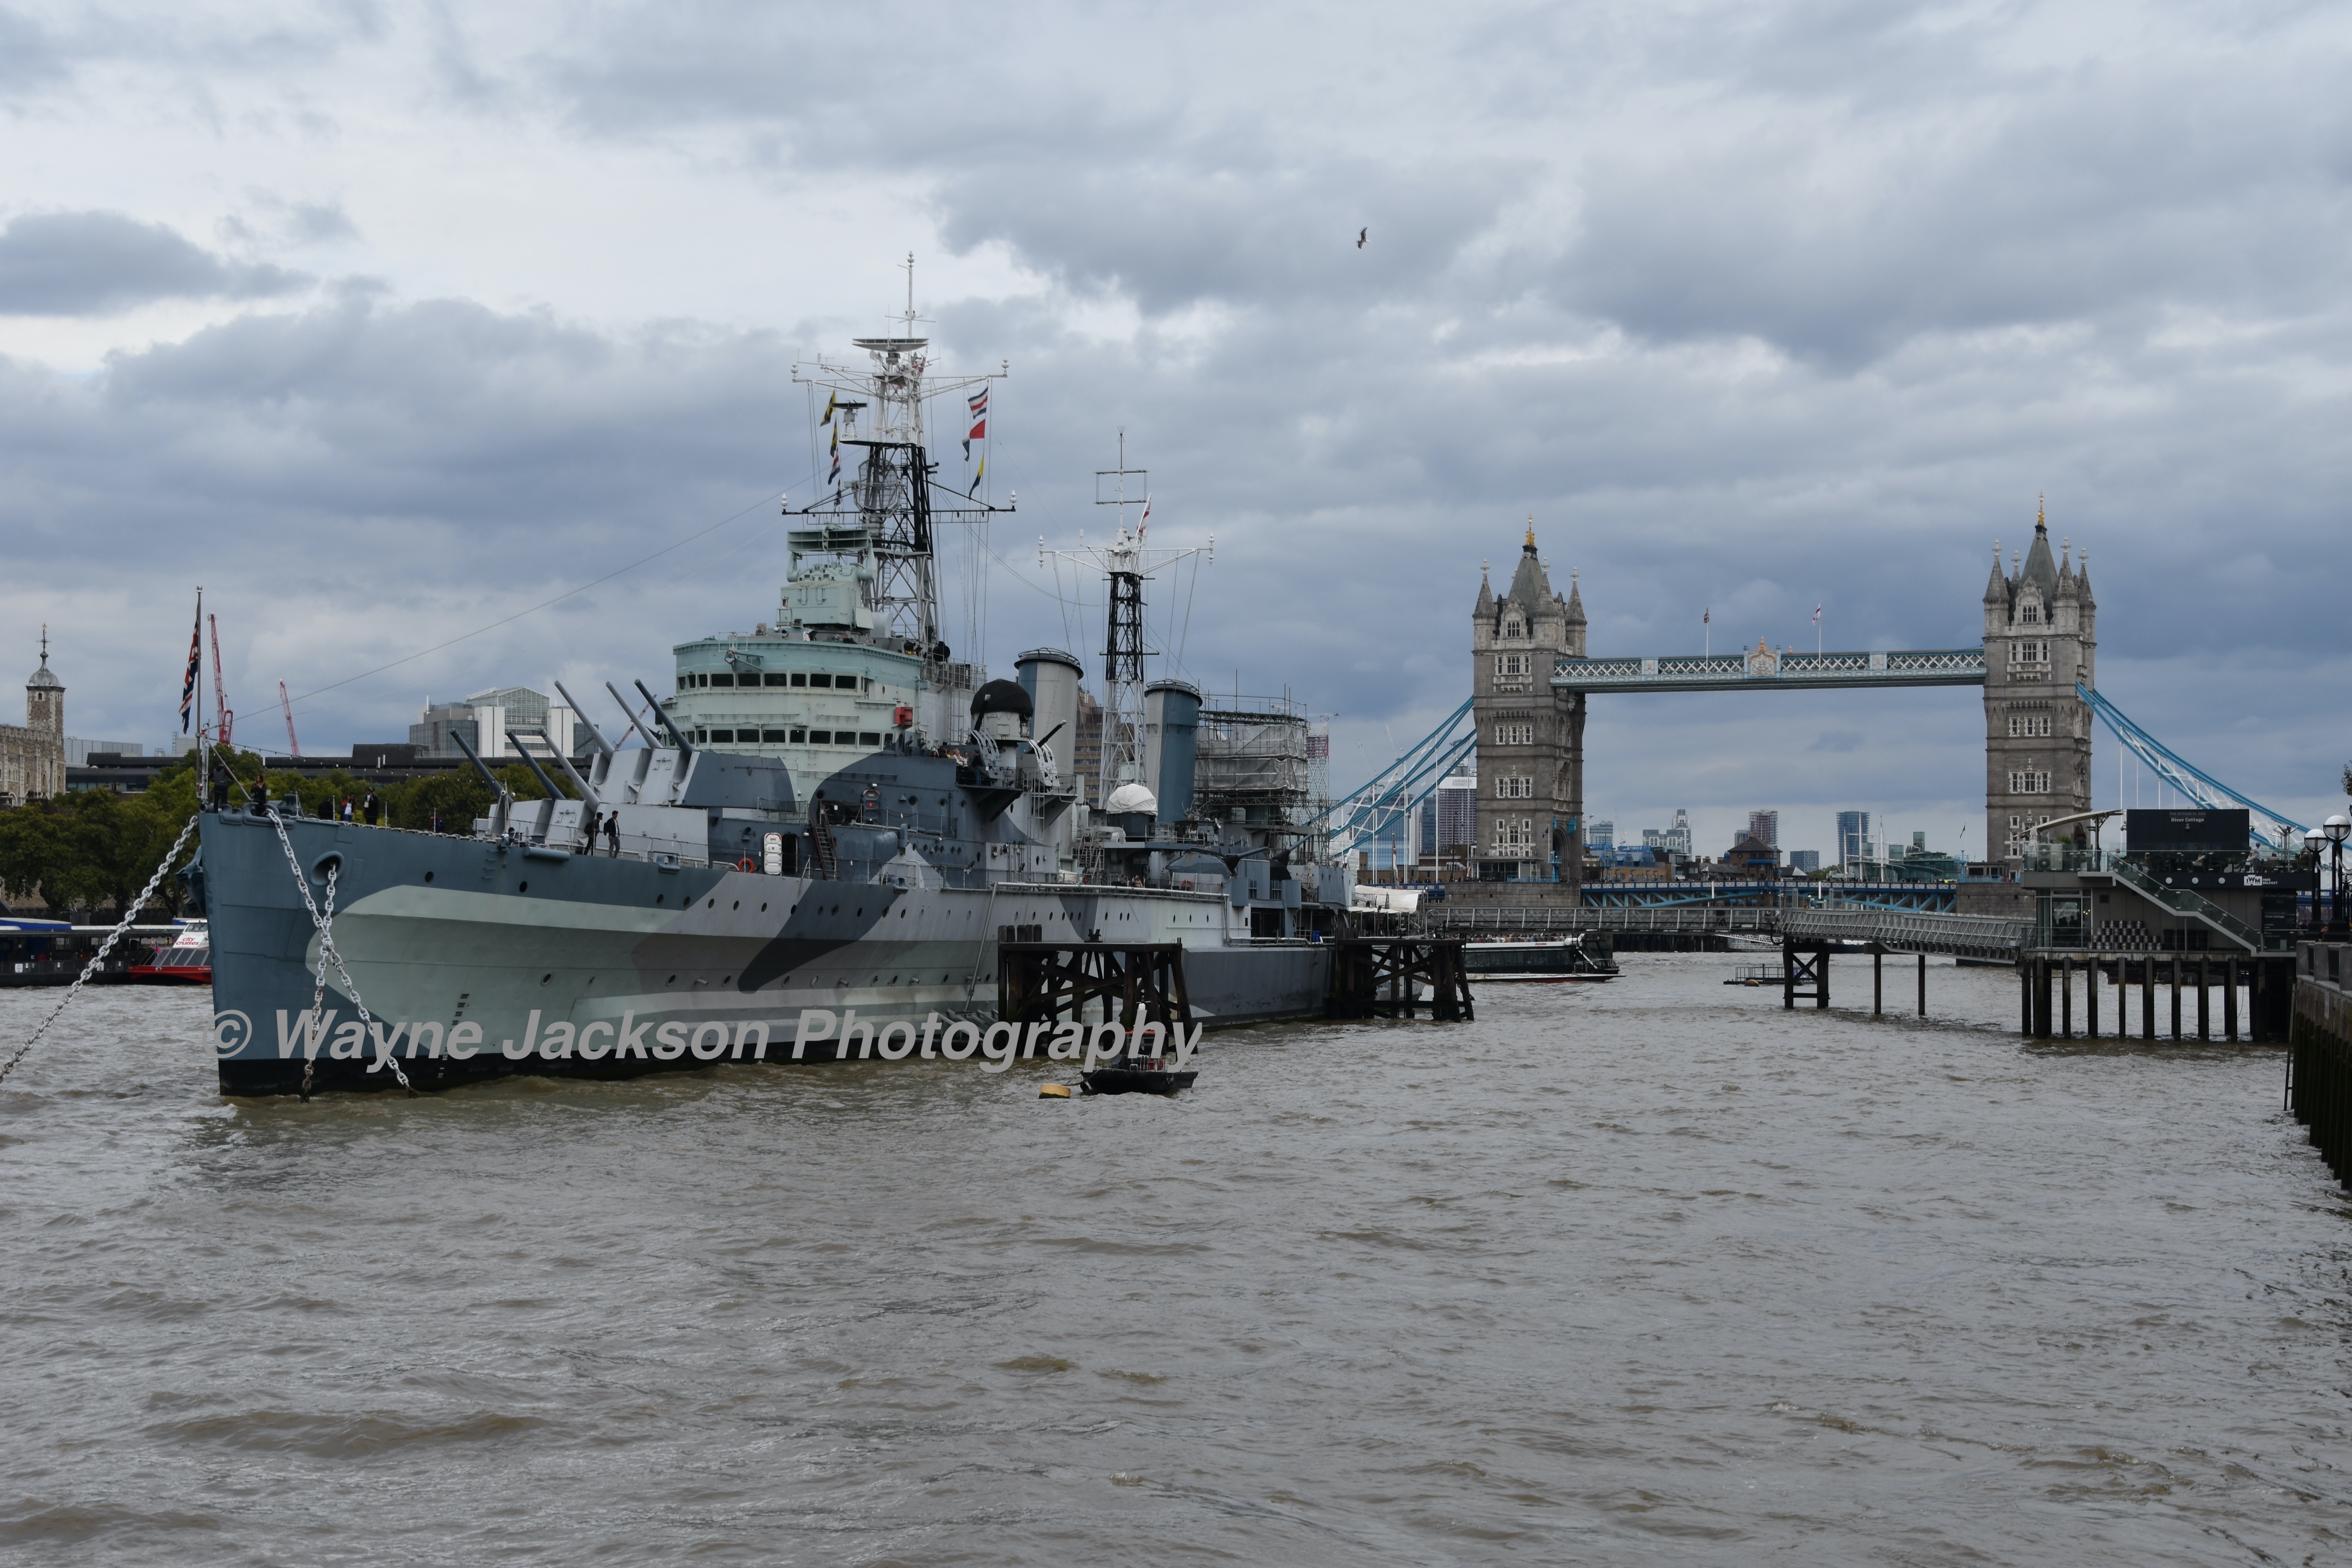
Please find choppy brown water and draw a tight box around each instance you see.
[2,955,2347,1565]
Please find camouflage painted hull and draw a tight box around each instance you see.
[198,808,1330,1095]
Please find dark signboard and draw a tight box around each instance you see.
[2126,808,2250,854]
[2261,894,2304,935]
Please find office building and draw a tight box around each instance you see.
[1788,849,1820,873]
[1836,810,1870,865]
[1746,809,1779,849]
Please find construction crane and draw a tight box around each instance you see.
[208,614,233,750]
[278,680,301,759]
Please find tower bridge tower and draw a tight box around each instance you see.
[1982,504,2094,866]
[1470,521,1585,888]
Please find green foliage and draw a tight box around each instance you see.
[0,757,200,917]
[0,742,585,916]
[393,771,495,834]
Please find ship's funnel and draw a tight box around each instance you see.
[1017,649,1083,783]
[1143,679,1200,823]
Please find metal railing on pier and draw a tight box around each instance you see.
[1782,906,2033,962]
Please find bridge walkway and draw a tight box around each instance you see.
[1421,902,2031,961]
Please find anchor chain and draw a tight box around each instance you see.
[0,811,201,1088]
[267,811,413,1096]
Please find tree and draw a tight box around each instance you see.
[0,804,73,915]
[392,771,495,835]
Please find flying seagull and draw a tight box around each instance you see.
[1357,227,1367,248]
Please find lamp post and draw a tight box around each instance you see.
[2283,828,2309,932]
[2324,815,2352,939]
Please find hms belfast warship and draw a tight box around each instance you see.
[196,301,1350,1094]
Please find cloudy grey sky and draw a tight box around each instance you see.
[3,0,2347,859]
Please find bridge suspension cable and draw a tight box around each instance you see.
[1313,698,1478,863]
[2078,683,2307,850]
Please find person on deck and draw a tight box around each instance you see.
[603,811,621,857]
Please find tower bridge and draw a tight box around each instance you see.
[1465,505,2094,889]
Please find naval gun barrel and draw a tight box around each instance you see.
[505,731,565,802]
[448,727,512,838]
[603,681,660,750]
[634,679,696,758]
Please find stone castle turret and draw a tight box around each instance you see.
[1982,502,2095,866]
[2,629,65,804]
[1469,520,1586,887]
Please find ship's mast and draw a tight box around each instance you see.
[1040,436,1212,793]
[792,256,1009,669]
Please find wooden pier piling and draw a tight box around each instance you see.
[2289,944,2352,1187]
[1327,938,1473,1022]
[999,942,1193,1037]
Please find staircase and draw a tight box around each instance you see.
[2108,859,2261,951]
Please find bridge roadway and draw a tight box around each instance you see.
[1422,900,2033,962]
[1549,646,1987,694]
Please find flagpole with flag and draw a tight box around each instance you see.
[180,589,203,741]
[1814,603,1822,655]
[1702,606,1710,657]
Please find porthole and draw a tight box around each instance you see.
[708,898,716,908]
[423,871,435,884]
[519,882,528,893]
[732,900,740,910]
[760,903,768,912]
[667,974,677,984]
[656,895,664,904]
[539,973,552,985]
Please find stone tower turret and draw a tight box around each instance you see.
[2,628,66,803]
[1982,502,2094,867]
[1470,520,1585,889]
[27,628,62,737]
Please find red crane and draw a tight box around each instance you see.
[208,614,233,750]
[278,680,301,759]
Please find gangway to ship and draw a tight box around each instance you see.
[2077,684,2307,850]
[1312,697,1476,863]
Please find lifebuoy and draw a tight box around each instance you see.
[737,857,757,872]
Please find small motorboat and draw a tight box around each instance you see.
[1080,1056,1198,1096]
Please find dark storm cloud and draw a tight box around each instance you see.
[0,212,309,316]
[0,294,804,747]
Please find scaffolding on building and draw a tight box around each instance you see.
[1191,693,1316,848]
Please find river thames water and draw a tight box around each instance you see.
[2,955,2347,1565]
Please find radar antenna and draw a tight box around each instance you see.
[790,256,1012,678]
[1038,434,1213,795]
